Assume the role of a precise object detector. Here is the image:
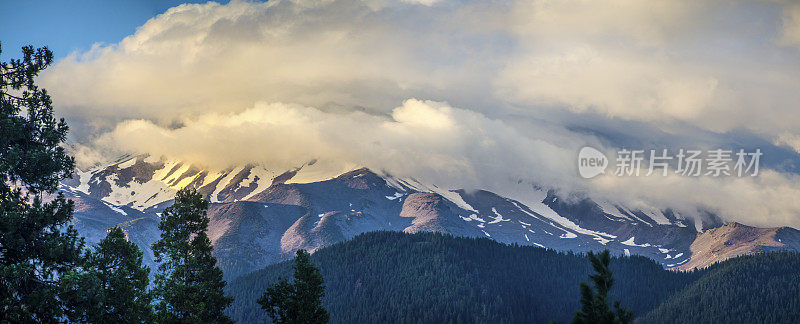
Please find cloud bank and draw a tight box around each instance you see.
[40,0,800,228]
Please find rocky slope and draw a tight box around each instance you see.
[676,222,800,270]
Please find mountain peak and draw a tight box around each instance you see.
[334,168,387,190]
[725,221,749,229]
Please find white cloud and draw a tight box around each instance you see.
[400,0,442,6]
[93,99,583,192]
[508,0,704,44]
[780,2,800,49]
[38,0,800,228]
[589,169,800,229]
[495,47,722,124]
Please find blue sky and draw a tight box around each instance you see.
[0,0,227,59]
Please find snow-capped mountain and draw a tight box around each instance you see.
[61,155,800,279]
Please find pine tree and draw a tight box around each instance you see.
[0,42,84,322]
[60,227,153,323]
[152,188,233,323]
[572,250,633,324]
[259,249,329,324]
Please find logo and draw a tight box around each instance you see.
[576,147,762,179]
[578,146,608,179]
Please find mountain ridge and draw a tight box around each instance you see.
[60,155,800,279]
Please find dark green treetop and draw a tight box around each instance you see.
[572,250,633,324]
[259,249,329,324]
[0,42,83,323]
[60,227,153,323]
[152,188,233,324]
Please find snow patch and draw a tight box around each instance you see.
[117,157,136,169]
[74,168,92,193]
[621,236,651,247]
[210,166,244,203]
[642,207,671,225]
[102,202,127,216]
[488,208,511,224]
[439,190,478,213]
[163,163,192,185]
[506,189,616,239]
[241,167,279,201]
[560,232,578,239]
[693,214,704,232]
[286,160,351,184]
[616,205,653,226]
[593,237,611,245]
[459,214,485,223]
[385,192,404,200]
[597,201,633,221]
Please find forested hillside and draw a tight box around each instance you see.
[641,251,800,324]
[226,231,703,323]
